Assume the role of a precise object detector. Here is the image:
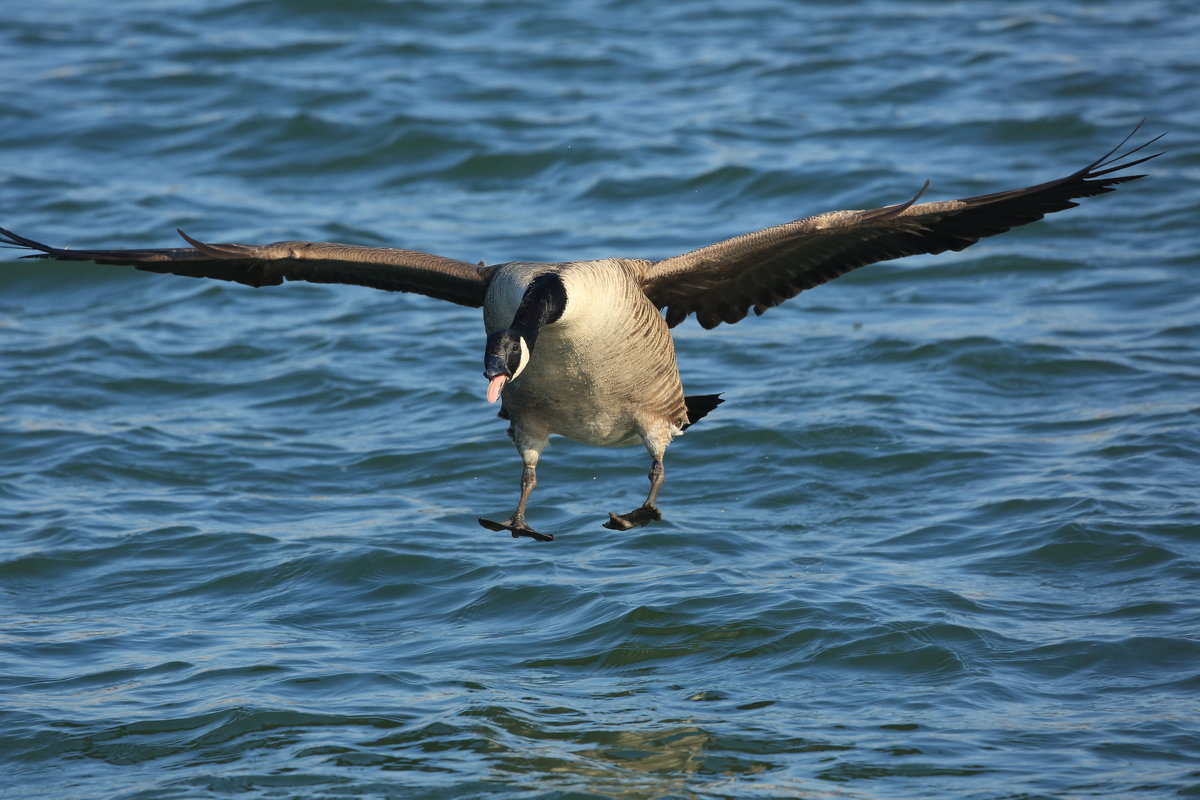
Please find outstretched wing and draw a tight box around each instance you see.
[638,124,1164,329]
[0,228,490,308]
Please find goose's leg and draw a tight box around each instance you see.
[479,435,552,541]
[604,440,666,531]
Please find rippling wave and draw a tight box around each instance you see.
[2,0,1198,798]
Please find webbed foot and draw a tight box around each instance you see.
[478,516,554,542]
[602,505,662,531]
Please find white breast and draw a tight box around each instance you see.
[483,260,687,448]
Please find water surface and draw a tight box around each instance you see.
[2,1,1198,798]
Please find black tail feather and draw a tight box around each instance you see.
[682,393,724,429]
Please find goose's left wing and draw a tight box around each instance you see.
[0,228,490,308]
[638,125,1164,329]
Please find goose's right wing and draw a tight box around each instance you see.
[0,227,490,308]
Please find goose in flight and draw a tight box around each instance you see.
[0,125,1162,541]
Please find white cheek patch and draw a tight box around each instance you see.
[512,336,532,380]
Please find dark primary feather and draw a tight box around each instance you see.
[0,227,490,308]
[638,124,1165,329]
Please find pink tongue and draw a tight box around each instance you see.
[486,375,507,403]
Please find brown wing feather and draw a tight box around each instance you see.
[639,124,1165,329]
[0,228,490,308]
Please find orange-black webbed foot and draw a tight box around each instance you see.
[478,516,554,542]
[602,505,663,531]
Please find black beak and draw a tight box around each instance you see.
[484,353,510,380]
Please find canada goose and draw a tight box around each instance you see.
[0,126,1162,541]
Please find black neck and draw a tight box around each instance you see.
[510,273,567,346]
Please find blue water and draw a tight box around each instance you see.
[2,1,1199,798]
